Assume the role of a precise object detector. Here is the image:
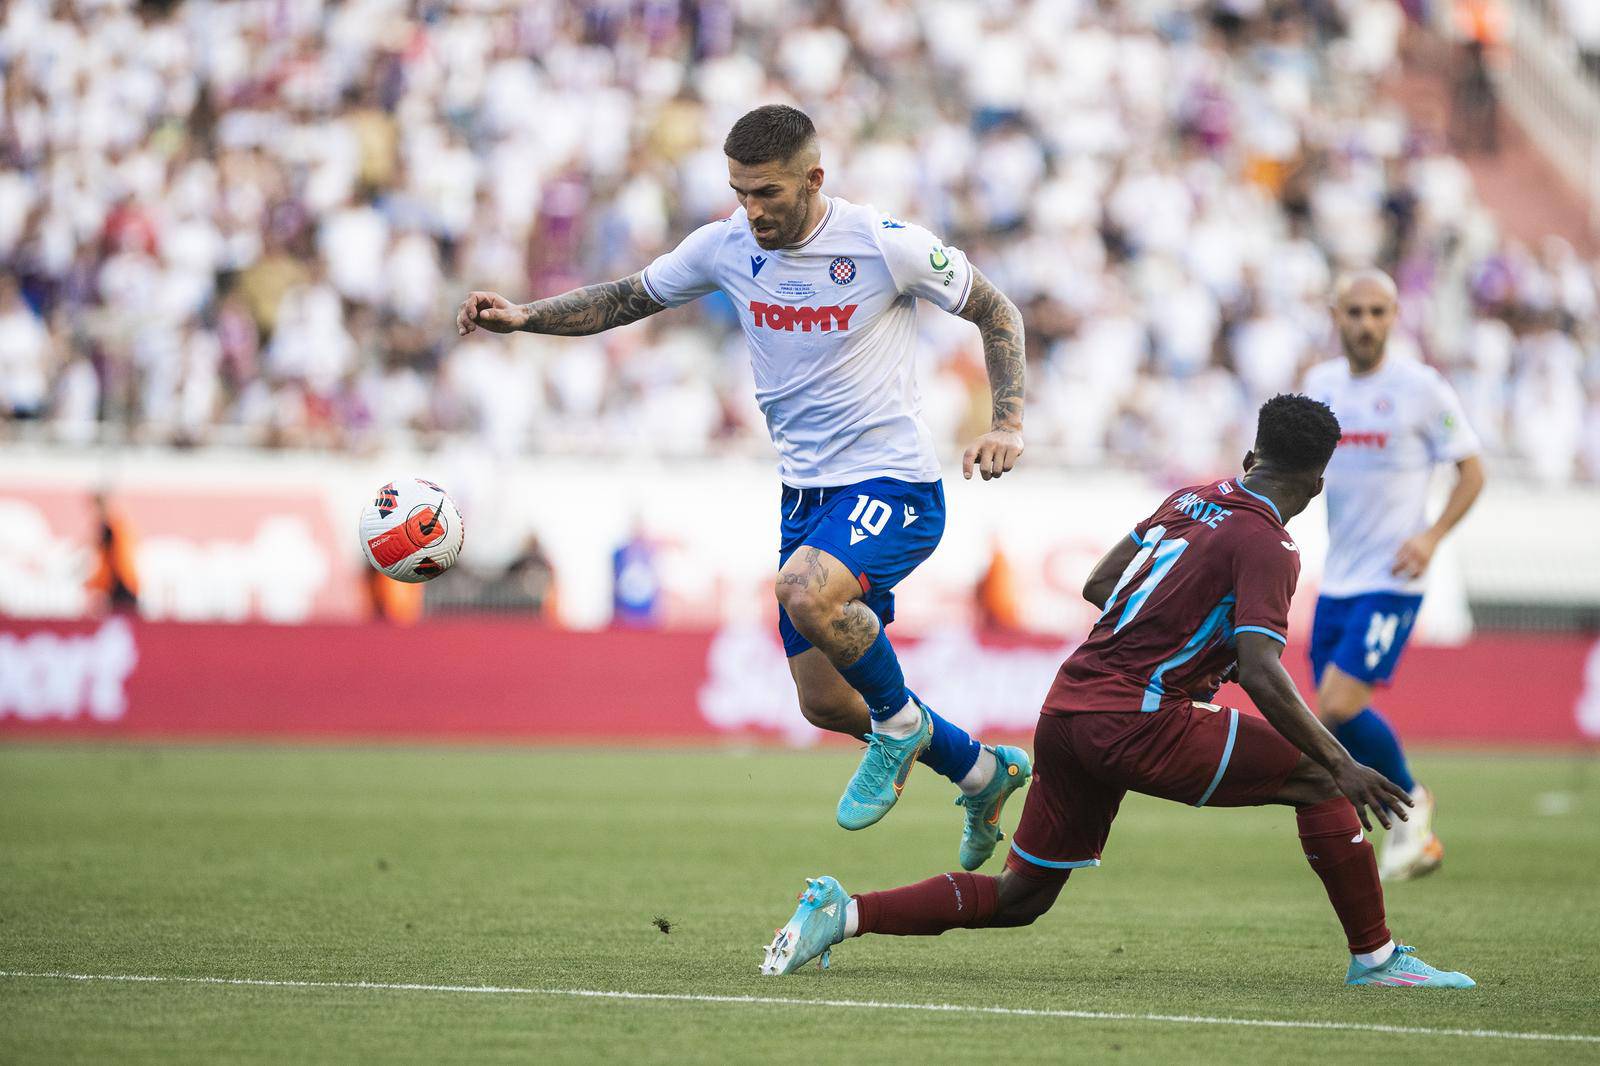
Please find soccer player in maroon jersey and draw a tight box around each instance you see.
[760,394,1475,987]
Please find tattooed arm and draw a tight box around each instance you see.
[956,266,1026,481]
[456,273,666,337]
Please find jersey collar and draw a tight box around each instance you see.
[1233,477,1284,525]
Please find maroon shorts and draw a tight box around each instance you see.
[1005,704,1302,879]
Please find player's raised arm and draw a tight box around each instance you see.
[957,267,1026,481]
[456,273,666,337]
[1235,632,1411,830]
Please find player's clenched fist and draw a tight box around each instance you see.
[962,427,1024,481]
[456,291,528,336]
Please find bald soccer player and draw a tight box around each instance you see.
[1302,270,1485,882]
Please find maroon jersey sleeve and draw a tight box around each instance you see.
[1231,529,1301,646]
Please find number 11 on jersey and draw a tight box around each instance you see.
[1101,525,1190,632]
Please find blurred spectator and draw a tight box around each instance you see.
[0,0,1595,486]
[1449,0,1503,154]
[86,493,139,615]
[974,539,1023,633]
[366,569,424,625]
[0,277,49,419]
[612,523,663,628]
[508,533,558,620]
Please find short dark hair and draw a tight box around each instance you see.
[1253,393,1341,473]
[723,105,816,166]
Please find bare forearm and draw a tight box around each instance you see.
[1241,660,1349,772]
[1426,456,1485,541]
[958,269,1025,430]
[521,273,665,336]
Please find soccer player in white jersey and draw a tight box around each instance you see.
[455,105,1031,869]
[1301,269,1486,881]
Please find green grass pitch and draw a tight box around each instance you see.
[2,745,1598,1064]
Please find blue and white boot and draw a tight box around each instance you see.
[759,876,850,976]
[1345,944,1476,988]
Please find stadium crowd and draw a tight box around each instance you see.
[1,0,1598,484]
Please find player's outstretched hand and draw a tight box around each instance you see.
[1333,760,1413,832]
[456,291,527,336]
[963,427,1024,481]
[1390,531,1438,580]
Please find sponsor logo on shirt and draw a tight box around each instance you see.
[929,246,951,271]
[880,218,907,229]
[829,256,856,285]
[1339,432,1389,448]
[751,255,768,277]
[748,300,858,332]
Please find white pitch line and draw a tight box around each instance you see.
[3,970,1598,1045]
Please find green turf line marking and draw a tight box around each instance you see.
[5,971,1596,1045]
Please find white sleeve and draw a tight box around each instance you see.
[873,216,975,314]
[1422,368,1481,463]
[639,219,730,308]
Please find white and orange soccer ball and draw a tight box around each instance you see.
[358,477,465,583]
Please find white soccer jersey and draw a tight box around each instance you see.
[640,196,973,487]
[1303,356,1481,597]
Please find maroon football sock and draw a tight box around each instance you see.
[853,872,1000,936]
[1296,797,1391,955]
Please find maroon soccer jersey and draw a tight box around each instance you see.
[1045,477,1301,715]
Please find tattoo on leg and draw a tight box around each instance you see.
[777,547,829,591]
[827,602,881,665]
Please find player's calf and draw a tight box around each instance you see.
[758,866,1064,974]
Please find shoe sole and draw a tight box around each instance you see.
[759,878,837,976]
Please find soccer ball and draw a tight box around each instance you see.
[359,478,465,583]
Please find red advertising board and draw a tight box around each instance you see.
[1,619,1595,746]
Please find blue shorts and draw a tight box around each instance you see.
[1310,592,1425,686]
[778,477,946,658]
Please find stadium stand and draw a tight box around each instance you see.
[1,0,1596,484]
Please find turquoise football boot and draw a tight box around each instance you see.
[836,699,933,830]
[760,876,850,975]
[1345,945,1476,988]
[956,745,1033,870]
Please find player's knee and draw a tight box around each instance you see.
[989,869,1064,928]
[1277,755,1342,805]
[774,578,834,635]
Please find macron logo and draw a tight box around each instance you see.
[749,300,857,332]
[751,255,767,277]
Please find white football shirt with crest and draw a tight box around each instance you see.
[1303,355,1481,597]
[641,195,973,488]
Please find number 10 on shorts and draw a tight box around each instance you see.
[849,495,892,537]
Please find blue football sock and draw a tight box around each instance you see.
[837,628,909,720]
[1333,708,1417,793]
[916,701,983,783]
